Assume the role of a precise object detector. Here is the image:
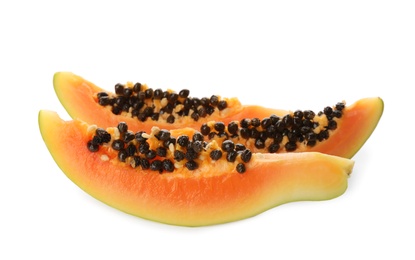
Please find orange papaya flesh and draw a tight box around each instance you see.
[39,110,354,226]
[53,72,383,159]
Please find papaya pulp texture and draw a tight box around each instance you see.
[53,72,383,159]
[39,110,354,227]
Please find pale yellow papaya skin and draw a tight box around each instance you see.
[39,110,354,227]
[53,72,383,159]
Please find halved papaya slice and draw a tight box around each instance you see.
[53,72,383,158]
[39,110,354,226]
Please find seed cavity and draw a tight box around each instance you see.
[87,124,254,174]
[96,83,228,124]
[87,101,347,173]
[198,101,345,152]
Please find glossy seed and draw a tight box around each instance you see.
[97,92,108,98]
[123,88,133,97]
[221,140,235,152]
[140,158,150,169]
[133,83,142,93]
[87,140,99,152]
[145,149,157,159]
[268,142,280,153]
[240,149,252,163]
[198,107,207,117]
[336,102,345,111]
[305,132,317,142]
[206,106,215,115]
[156,129,171,141]
[251,118,260,127]
[226,151,238,162]
[265,125,277,137]
[236,163,246,174]
[115,96,126,106]
[270,115,280,124]
[200,123,211,136]
[166,115,175,124]
[227,121,239,135]
[96,128,111,143]
[249,128,260,139]
[156,147,168,157]
[114,83,124,95]
[185,148,199,161]
[235,143,246,151]
[174,150,185,161]
[138,142,150,154]
[162,159,175,172]
[118,149,128,162]
[240,118,250,128]
[285,142,297,151]
[179,89,190,98]
[274,132,283,143]
[111,106,122,115]
[191,111,199,121]
[282,115,293,127]
[254,138,266,149]
[98,96,111,106]
[260,118,271,129]
[327,120,337,130]
[150,160,163,171]
[287,132,297,143]
[332,110,342,118]
[192,132,204,142]
[177,135,189,147]
[275,121,285,132]
[319,130,329,140]
[209,149,222,160]
[163,138,176,148]
[240,128,250,139]
[91,136,102,146]
[192,98,201,108]
[210,95,219,106]
[185,160,198,170]
[126,143,137,156]
[293,110,303,118]
[112,139,125,151]
[217,100,227,110]
[143,107,154,117]
[123,131,135,143]
[135,131,147,143]
[131,156,141,168]
[168,93,179,104]
[145,89,153,99]
[192,141,204,153]
[293,116,302,127]
[324,106,333,116]
[303,110,315,120]
[153,88,163,99]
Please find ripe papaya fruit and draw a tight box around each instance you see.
[53,72,383,158]
[39,110,354,226]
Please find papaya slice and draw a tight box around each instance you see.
[39,110,354,226]
[53,72,383,158]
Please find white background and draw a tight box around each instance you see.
[1,1,414,259]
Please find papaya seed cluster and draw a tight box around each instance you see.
[96,82,228,124]
[87,122,252,174]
